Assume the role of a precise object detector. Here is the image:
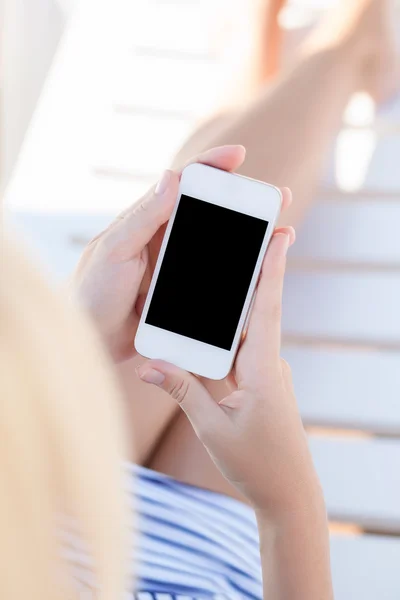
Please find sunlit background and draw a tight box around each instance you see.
[1,1,400,598]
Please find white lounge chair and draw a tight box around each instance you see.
[3,1,400,597]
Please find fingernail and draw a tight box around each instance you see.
[155,170,171,195]
[138,368,165,386]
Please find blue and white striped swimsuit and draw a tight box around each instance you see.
[131,464,262,599]
[68,463,262,599]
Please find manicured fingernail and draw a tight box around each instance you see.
[155,170,171,195]
[138,368,165,385]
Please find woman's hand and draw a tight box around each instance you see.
[136,227,320,514]
[73,145,246,362]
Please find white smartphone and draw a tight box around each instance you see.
[135,163,282,380]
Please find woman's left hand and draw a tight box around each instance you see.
[73,146,247,361]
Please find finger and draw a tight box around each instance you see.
[245,229,293,365]
[183,145,246,174]
[280,187,292,213]
[241,225,294,337]
[144,145,247,272]
[274,225,296,246]
[136,360,224,438]
[103,170,179,259]
[135,293,146,319]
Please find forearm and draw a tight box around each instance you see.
[256,484,333,600]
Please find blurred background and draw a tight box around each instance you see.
[1,0,400,598]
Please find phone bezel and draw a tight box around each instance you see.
[135,163,282,379]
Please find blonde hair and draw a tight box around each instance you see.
[0,233,130,599]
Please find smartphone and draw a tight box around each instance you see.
[135,163,282,380]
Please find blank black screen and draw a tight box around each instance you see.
[146,194,268,350]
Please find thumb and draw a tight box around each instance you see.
[106,170,179,257]
[136,359,224,439]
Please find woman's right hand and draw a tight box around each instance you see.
[137,212,333,600]
[137,227,321,514]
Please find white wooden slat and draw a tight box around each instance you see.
[309,437,400,531]
[283,346,400,434]
[92,112,192,176]
[129,1,215,56]
[11,213,400,345]
[363,134,400,191]
[56,0,76,17]
[80,177,149,211]
[8,210,119,280]
[9,212,109,280]
[292,200,400,265]
[283,272,400,345]
[328,97,400,191]
[320,189,400,200]
[330,535,400,599]
[113,54,220,117]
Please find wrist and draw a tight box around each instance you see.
[69,287,122,363]
[255,487,332,600]
[255,471,326,527]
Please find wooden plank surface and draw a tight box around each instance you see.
[284,346,400,434]
[11,206,400,436]
[5,0,400,588]
[283,272,400,346]
[330,534,400,599]
[8,211,114,280]
[2,0,151,212]
[364,134,400,190]
[128,1,214,56]
[3,0,224,213]
[292,200,400,266]
[93,112,192,176]
[310,437,400,532]
[112,53,219,117]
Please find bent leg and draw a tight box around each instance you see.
[148,409,244,502]
[126,0,395,470]
[148,0,395,492]
[173,0,395,227]
[118,356,179,464]
[173,44,366,227]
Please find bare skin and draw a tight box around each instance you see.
[173,0,397,224]
[74,162,332,598]
[116,0,398,485]
[76,146,273,463]
[73,3,396,596]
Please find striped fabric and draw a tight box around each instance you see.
[134,595,242,600]
[64,463,262,599]
[131,464,262,599]
[134,594,237,599]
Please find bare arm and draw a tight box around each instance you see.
[257,486,332,599]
